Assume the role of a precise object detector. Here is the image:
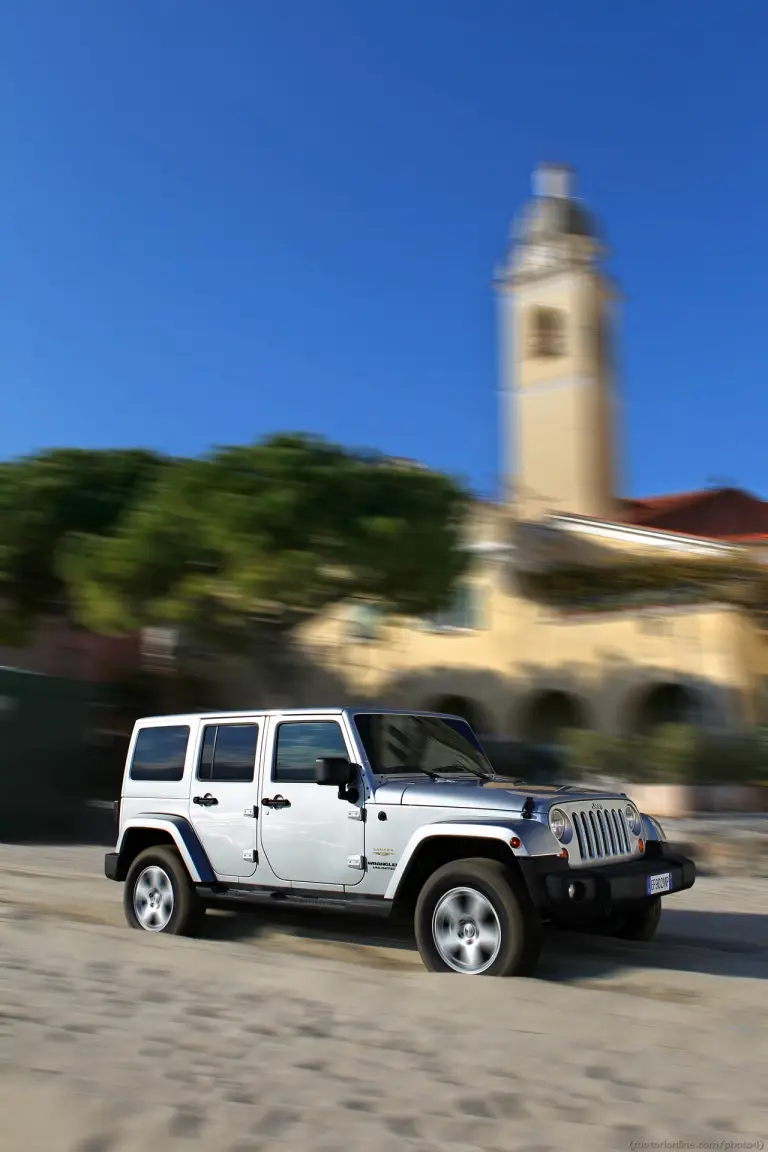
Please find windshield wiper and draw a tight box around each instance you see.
[432,763,495,780]
[381,765,489,780]
[380,766,443,779]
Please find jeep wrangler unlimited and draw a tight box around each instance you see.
[105,708,695,976]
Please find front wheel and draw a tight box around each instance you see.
[581,897,662,942]
[613,897,662,942]
[124,845,203,936]
[414,858,541,977]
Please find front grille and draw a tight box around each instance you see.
[567,804,635,864]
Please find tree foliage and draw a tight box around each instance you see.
[1,435,470,652]
[0,448,167,643]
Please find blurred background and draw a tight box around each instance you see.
[2,0,768,853]
[2,6,768,1151]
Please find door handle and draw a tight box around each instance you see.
[193,793,218,807]
[262,795,291,809]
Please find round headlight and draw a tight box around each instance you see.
[625,802,642,836]
[549,808,572,843]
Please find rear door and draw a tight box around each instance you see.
[187,718,263,878]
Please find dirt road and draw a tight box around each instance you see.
[0,844,766,1151]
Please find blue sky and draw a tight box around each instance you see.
[1,0,766,500]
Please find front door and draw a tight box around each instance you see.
[259,717,365,887]
[188,719,262,878]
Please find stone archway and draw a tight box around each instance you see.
[520,689,587,748]
[631,682,701,735]
[424,694,493,737]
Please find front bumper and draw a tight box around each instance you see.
[518,841,695,919]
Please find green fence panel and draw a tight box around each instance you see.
[0,668,108,838]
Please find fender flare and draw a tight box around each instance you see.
[641,813,665,842]
[384,818,559,901]
[117,815,216,884]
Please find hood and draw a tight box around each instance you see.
[372,777,627,813]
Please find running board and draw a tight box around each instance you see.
[202,886,392,918]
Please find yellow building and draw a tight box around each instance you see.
[299,164,768,743]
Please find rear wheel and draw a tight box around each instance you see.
[124,845,203,936]
[414,858,541,977]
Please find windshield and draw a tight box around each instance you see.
[353,713,495,780]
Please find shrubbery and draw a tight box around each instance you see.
[561,724,768,785]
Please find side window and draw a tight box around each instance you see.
[273,721,348,783]
[426,581,485,631]
[129,725,189,782]
[197,723,259,783]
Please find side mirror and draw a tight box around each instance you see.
[315,757,356,787]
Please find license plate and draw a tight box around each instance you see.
[647,872,671,895]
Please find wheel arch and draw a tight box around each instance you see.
[116,816,216,884]
[387,830,532,918]
[640,812,666,842]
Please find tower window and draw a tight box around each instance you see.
[528,307,566,358]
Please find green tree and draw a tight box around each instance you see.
[0,448,167,644]
[62,434,470,656]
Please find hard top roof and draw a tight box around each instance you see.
[133,706,463,725]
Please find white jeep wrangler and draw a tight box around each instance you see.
[105,707,695,977]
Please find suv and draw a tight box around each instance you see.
[105,707,695,977]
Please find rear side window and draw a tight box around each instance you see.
[198,723,259,783]
[129,725,190,782]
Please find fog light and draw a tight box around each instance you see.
[567,881,586,902]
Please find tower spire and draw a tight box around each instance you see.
[532,162,573,199]
[495,162,619,521]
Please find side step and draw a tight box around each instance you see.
[202,886,392,918]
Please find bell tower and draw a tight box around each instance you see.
[495,163,620,522]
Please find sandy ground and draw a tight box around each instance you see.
[0,845,766,1152]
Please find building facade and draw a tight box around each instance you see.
[298,164,768,742]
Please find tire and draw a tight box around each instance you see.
[123,845,204,937]
[613,897,662,942]
[414,858,541,977]
[563,898,662,942]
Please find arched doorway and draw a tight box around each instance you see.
[520,690,586,748]
[424,694,492,737]
[632,682,700,735]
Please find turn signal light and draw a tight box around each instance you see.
[638,838,645,853]
[558,847,569,861]
[509,836,521,849]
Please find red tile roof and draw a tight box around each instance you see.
[620,487,768,542]
[624,491,713,515]
[718,534,768,543]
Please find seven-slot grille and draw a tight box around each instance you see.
[565,803,635,864]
